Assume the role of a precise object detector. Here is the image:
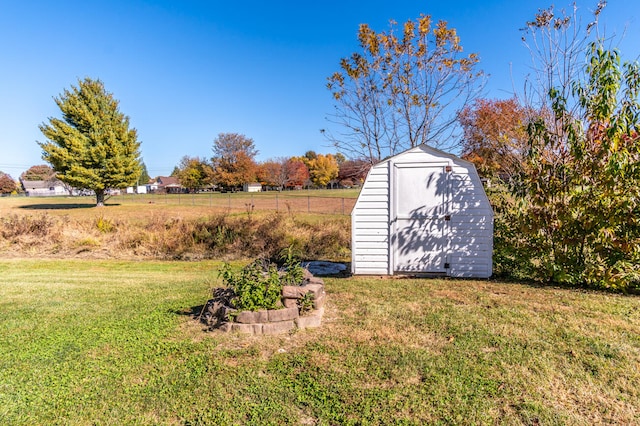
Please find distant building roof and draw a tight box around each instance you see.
[20,179,65,190]
[156,176,180,187]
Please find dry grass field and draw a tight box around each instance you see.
[0,189,359,219]
[0,193,353,261]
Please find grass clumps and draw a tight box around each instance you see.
[0,213,58,239]
[0,209,350,262]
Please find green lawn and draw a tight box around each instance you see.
[1,259,639,424]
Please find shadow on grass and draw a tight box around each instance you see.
[173,305,205,317]
[486,275,640,297]
[18,203,121,210]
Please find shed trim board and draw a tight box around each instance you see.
[351,144,493,278]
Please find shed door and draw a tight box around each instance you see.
[392,164,448,273]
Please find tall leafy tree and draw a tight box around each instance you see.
[501,2,640,290]
[337,159,371,187]
[211,133,258,189]
[20,164,55,181]
[283,159,309,188]
[258,158,288,190]
[307,153,339,188]
[175,156,213,192]
[303,150,317,161]
[139,161,151,184]
[212,132,258,162]
[518,41,640,289]
[39,78,142,206]
[0,172,17,194]
[326,15,483,162]
[458,98,531,181]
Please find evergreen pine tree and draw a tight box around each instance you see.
[39,77,142,206]
[139,161,151,184]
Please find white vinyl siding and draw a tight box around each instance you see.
[351,163,390,275]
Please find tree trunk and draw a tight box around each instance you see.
[96,189,105,207]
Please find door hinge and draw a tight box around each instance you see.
[444,263,450,269]
[445,165,452,172]
[444,215,451,221]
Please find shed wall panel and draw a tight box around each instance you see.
[354,201,389,210]
[449,224,492,232]
[353,240,388,248]
[365,173,388,181]
[355,255,389,267]
[356,194,389,203]
[355,248,389,256]
[354,209,391,217]
[361,181,389,189]
[354,221,388,230]
[354,229,388,236]
[356,268,391,275]
[353,235,389,242]
[352,161,390,275]
[359,188,389,196]
[449,238,493,249]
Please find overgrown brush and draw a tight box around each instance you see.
[0,213,58,239]
[302,219,350,260]
[0,214,62,250]
[0,211,351,262]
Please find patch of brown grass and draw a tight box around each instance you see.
[0,197,351,262]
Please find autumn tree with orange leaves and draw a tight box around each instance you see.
[326,14,484,162]
[283,159,309,189]
[458,98,531,181]
[175,156,213,192]
[211,133,258,190]
[258,159,287,189]
[0,172,17,194]
[306,153,339,188]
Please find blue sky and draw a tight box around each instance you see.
[1,0,638,178]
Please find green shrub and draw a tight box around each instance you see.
[218,251,306,312]
[219,259,283,311]
[279,246,304,286]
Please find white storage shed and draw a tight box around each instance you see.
[351,145,493,278]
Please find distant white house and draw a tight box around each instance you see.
[243,182,262,192]
[125,185,148,194]
[21,179,68,197]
